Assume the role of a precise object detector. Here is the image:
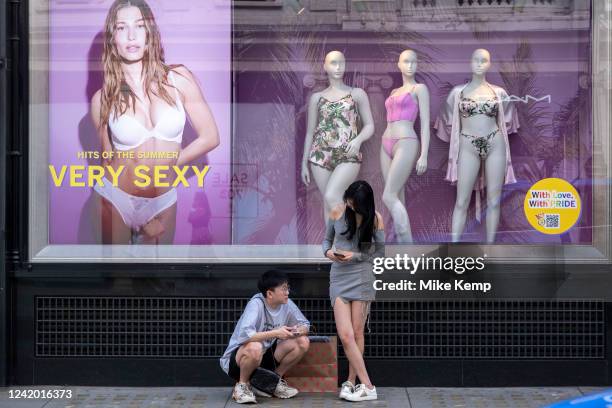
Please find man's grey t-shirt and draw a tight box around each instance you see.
[219,293,310,374]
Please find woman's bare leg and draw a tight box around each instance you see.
[347,300,370,385]
[334,297,372,387]
[100,197,132,244]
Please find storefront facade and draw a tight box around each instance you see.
[1,0,611,387]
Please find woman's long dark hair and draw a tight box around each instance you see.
[341,180,376,251]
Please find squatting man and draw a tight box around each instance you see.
[220,270,311,404]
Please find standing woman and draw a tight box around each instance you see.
[322,180,385,402]
[91,0,219,244]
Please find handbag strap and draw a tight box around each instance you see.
[257,297,274,330]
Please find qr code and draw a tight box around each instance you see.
[544,214,560,229]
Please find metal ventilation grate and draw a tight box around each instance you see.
[36,297,605,359]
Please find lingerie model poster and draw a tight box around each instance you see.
[47,0,231,246]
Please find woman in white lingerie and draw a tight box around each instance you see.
[91,0,219,244]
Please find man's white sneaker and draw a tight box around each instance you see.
[344,384,377,402]
[339,380,355,400]
[232,382,257,404]
[273,378,299,399]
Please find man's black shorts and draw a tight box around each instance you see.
[227,341,278,381]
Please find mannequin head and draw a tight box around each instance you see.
[470,48,492,76]
[397,49,418,76]
[324,50,346,80]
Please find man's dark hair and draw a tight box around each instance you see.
[258,270,289,297]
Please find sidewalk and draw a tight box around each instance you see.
[0,386,606,408]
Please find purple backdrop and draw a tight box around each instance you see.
[49,1,231,245]
[234,29,592,245]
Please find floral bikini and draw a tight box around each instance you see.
[308,89,362,171]
[458,83,500,159]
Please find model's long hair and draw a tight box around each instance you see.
[99,0,178,128]
[341,180,376,251]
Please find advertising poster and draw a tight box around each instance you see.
[46,0,231,247]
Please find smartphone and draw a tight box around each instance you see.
[333,252,346,258]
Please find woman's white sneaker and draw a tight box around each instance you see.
[339,380,355,400]
[232,382,257,404]
[344,384,377,402]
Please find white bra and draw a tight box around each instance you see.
[109,71,186,151]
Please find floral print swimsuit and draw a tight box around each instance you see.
[458,83,500,159]
[308,90,362,171]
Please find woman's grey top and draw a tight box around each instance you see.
[322,213,385,262]
[322,212,385,305]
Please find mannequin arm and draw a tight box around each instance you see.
[301,93,320,164]
[416,84,430,174]
[434,86,458,143]
[351,88,375,143]
[322,218,335,256]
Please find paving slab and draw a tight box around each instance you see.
[405,387,582,408]
[1,386,602,408]
[578,386,611,396]
[2,387,231,408]
[225,387,410,407]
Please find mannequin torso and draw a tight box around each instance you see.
[458,81,499,138]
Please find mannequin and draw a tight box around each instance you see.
[380,49,430,243]
[301,51,375,219]
[435,48,519,243]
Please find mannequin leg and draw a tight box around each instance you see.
[451,138,481,242]
[311,164,333,220]
[324,162,361,211]
[382,147,408,219]
[380,145,391,183]
[398,186,406,210]
[382,139,419,243]
[381,145,404,236]
[484,134,507,243]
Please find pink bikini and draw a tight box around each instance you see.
[382,85,419,157]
